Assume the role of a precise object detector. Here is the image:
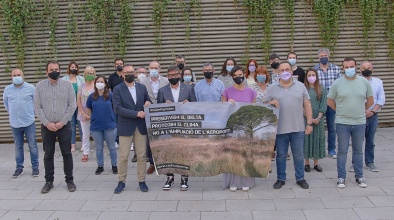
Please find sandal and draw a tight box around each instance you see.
[82,155,88,162]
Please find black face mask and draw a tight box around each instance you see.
[361,69,372,77]
[169,77,180,85]
[204,71,213,79]
[125,74,135,83]
[70,69,78,75]
[116,65,123,72]
[233,76,244,85]
[270,62,280,69]
[177,63,184,70]
[48,71,60,80]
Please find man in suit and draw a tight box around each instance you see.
[157,65,196,191]
[112,64,152,193]
[140,60,169,104]
[139,61,169,174]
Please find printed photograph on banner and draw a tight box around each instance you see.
[145,102,279,178]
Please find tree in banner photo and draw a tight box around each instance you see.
[144,102,279,178]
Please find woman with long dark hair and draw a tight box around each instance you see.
[86,76,118,175]
[218,58,247,88]
[303,68,327,172]
[62,62,85,152]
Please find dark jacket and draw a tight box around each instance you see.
[112,82,151,136]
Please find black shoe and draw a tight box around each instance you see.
[296,180,309,189]
[180,176,189,191]
[112,166,118,174]
[13,168,24,178]
[163,175,174,190]
[273,180,285,189]
[114,181,126,194]
[314,165,323,172]
[67,181,76,192]
[304,165,311,172]
[95,166,104,175]
[41,182,54,194]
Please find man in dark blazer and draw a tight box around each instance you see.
[157,65,196,191]
[112,64,152,194]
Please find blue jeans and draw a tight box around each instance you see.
[365,114,378,165]
[91,128,117,167]
[326,106,336,155]
[275,131,305,181]
[336,123,365,179]
[70,109,83,145]
[11,122,39,170]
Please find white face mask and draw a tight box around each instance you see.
[96,82,105,90]
[137,73,147,82]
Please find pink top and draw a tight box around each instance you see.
[222,86,257,103]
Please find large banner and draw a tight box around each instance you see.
[145,102,279,178]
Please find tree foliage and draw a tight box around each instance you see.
[226,105,277,139]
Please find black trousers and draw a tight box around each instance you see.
[41,123,74,183]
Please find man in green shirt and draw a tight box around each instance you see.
[327,57,373,189]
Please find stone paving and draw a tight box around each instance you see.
[0,127,393,220]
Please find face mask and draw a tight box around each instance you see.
[85,75,95,82]
[125,74,135,83]
[12,76,23,85]
[183,75,192,82]
[116,65,123,72]
[233,76,244,85]
[320,57,329,65]
[256,75,266,83]
[280,71,292,81]
[48,71,60,80]
[169,77,180,85]
[137,73,147,82]
[226,65,233,72]
[361,69,372,77]
[150,69,159,78]
[270,62,279,69]
[204,71,213,79]
[248,66,256,72]
[307,76,317,84]
[177,63,184,70]
[345,68,356,78]
[96,82,105,90]
[70,69,78,74]
[288,59,296,66]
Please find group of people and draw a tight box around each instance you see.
[3,48,385,194]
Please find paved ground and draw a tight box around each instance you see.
[0,127,393,220]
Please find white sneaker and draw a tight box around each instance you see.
[356,178,368,188]
[229,187,237,192]
[337,178,345,188]
[241,187,249,191]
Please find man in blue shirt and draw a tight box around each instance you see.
[3,69,39,178]
[194,62,225,102]
[350,61,385,173]
[313,48,341,159]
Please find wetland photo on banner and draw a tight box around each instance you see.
[145,102,279,178]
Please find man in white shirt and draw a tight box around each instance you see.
[140,61,169,104]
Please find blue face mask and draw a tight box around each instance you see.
[150,69,159,77]
[320,57,329,65]
[256,75,266,83]
[288,58,296,66]
[183,75,192,82]
[226,65,233,72]
[345,68,356,78]
[12,76,23,85]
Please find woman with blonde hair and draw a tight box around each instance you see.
[77,66,96,162]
